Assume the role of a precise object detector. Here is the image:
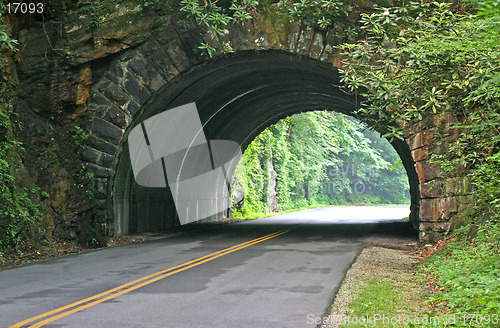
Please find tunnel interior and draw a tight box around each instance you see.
[112,51,420,236]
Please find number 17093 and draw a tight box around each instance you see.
[6,3,43,14]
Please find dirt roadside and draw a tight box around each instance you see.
[0,218,250,270]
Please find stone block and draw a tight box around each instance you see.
[96,199,107,210]
[308,31,325,60]
[420,198,442,222]
[99,152,113,168]
[77,116,94,135]
[228,21,252,51]
[127,57,166,93]
[119,49,140,62]
[79,145,101,164]
[87,90,114,118]
[164,39,192,73]
[443,197,459,215]
[85,135,117,155]
[444,177,470,196]
[420,231,446,244]
[127,57,148,79]
[103,104,130,129]
[320,28,342,66]
[94,210,109,223]
[255,34,271,50]
[415,160,440,184]
[420,197,458,223]
[103,82,130,108]
[149,74,167,93]
[124,99,141,117]
[434,222,451,233]
[94,178,108,198]
[138,40,179,82]
[93,78,112,94]
[420,179,443,198]
[412,147,429,162]
[420,222,450,234]
[105,62,125,85]
[171,16,207,64]
[410,128,434,150]
[91,118,124,145]
[86,163,112,179]
[286,23,301,53]
[124,73,151,104]
[79,147,113,168]
[297,26,315,55]
[83,100,98,116]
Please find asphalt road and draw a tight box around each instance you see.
[1,206,415,328]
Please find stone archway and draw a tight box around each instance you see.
[108,50,420,236]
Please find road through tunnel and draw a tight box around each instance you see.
[112,51,420,235]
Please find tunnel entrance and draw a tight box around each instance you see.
[112,51,420,235]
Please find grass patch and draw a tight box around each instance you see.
[346,279,401,327]
[341,275,430,328]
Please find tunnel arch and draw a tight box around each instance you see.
[112,50,420,235]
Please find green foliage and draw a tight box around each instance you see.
[277,0,353,29]
[72,126,90,142]
[180,0,258,55]
[0,2,18,68]
[337,1,500,223]
[233,111,410,218]
[0,141,47,253]
[422,223,500,322]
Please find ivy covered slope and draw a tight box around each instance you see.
[232,111,409,218]
[0,2,33,258]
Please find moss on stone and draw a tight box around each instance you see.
[253,0,297,47]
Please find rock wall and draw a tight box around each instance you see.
[403,113,473,243]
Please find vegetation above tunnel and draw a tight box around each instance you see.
[336,0,500,226]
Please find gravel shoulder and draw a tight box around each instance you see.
[323,245,427,327]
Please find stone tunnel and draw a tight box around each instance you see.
[13,1,473,243]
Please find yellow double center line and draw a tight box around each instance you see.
[11,227,295,328]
